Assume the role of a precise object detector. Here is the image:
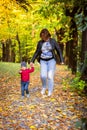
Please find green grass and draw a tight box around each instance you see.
[0,62,20,77]
[0,62,40,77]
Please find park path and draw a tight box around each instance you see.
[0,65,87,130]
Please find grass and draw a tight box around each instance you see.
[0,62,40,77]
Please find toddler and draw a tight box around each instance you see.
[19,61,34,98]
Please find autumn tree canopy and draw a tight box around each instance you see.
[0,0,87,76]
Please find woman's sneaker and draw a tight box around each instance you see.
[41,88,46,95]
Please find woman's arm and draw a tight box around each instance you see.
[54,39,64,63]
[30,41,41,63]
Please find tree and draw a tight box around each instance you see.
[0,0,52,62]
[39,0,87,74]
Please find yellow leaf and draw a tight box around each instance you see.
[30,125,36,129]
[0,107,2,112]
[29,105,36,109]
[42,114,48,118]
[71,115,77,119]
[50,98,56,102]
[18,106,23,111]
[56,108,62,112]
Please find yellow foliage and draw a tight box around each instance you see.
[30,125,36,129]
[0,107,3,112]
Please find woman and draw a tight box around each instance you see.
[30,28,64,96]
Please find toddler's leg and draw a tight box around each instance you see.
[21,81,25,97]
[25,82,29,97]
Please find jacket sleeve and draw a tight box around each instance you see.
[30,41,41,63]
[19,70,22,74]
[28,67,34,73]
[54,39,64,62]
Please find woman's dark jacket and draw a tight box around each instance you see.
[31,38,64,63]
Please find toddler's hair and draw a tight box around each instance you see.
[21,61,27,67]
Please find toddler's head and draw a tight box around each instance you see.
[21,61,27,69]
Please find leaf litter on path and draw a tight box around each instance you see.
[0,65,87,130]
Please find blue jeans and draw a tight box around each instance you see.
[21,81,29,96]
[40,59,56,93]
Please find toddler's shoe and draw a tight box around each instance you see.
[41,88,46,95]
[21,96,24,99]
[48,91,52,96]
[26,94,30,98]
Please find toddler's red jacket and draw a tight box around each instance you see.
[19,67,34,82]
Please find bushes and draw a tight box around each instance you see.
[70,72,86,94]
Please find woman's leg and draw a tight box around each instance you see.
[47,59,56,96]
[40,60,47,94]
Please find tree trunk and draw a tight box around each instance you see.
[2,39,14,62]
[2,40,6,61]
[80,4,87,94]
[65,7,79,73]
[11,44,16,62]
[54,28,64,59]
[80,29,87,83]
[6,39,12,62]
[69,19,78,74]
[65,41,70,65]
[16,32,22,62]
[80,4,87,83]
[81,29,87,63]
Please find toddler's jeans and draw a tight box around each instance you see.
[21,81,29,96]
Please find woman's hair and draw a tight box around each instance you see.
[40,28,51,38]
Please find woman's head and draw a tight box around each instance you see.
[40,28,51,41]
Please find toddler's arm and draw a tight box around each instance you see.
[28,63,34,73]
[19,70,22,74]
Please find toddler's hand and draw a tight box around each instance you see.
[19,70,22,73]
[30,62,34,67]
[61,62,64,65]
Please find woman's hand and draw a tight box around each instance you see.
[61,62,64,65]
[30,62,34,67]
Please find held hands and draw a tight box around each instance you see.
[60,62,64,65]
[30,62,34,67]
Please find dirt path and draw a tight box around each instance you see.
[0,65,87,130]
